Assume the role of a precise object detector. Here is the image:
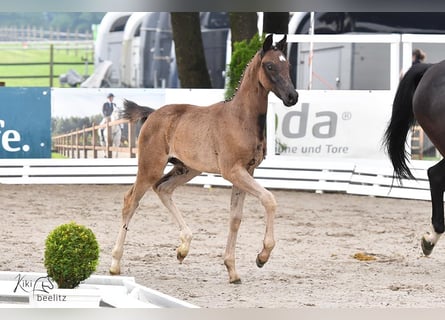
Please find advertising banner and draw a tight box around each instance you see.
[52,88,393,160]
[271,90,394,159]
[0,88,393,160]
[0,87,51,158]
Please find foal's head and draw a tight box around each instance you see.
[258,34,298,107]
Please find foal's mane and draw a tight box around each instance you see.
[225,45,282,103]
[225,52,259,102]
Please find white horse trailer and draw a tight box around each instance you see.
[92,12,230,89]
[139,12,230,89]
[121,12,148,88]
[94,12,132,87]
[288,12,445,90]
[140,12,173,88]
[92,12,445,92]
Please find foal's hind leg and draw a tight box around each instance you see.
[110,158,166,275]
[422,159,445,255]
[153,160,201,262]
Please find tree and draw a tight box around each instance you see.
[262,12,289,35]
[229,13,258,51]
[169,12,290,89]
[170,12,212,88]
[225,34,263,100]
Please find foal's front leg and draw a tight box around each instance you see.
[224,166,277,280]
[224,186,246,284]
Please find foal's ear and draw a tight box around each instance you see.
[262,34,273,53]
[276,35,287,53]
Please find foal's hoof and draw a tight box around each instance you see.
[177,251,186,263]
[229,278,242,285]
[176,244,189,263]
[256,254,266,268]
[109,268,120,276]
[421,236,435,256]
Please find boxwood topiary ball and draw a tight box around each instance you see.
[44,222,99,289]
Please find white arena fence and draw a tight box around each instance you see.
[0,157,435,202]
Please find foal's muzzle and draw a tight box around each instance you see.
[282,90,298,107]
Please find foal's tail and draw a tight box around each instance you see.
[122,99,156,123]
[383,63,433,180]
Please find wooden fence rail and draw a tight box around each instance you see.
[0,41,94,86]
[0,27,93,42]
[52,118,138,159]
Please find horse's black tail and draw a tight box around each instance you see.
[121,99,155,123]
[383,63,433,181]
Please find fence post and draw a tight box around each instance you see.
[75,128,80,158]
[128,121,136,158]
[75,29,79,56]
[65,134,68,157]
[49,44,54,87]
[70,130,75,158]
[62,136,66,157]
[83,125,87,158]
[106,119,112,158]
[67,133,70,158]
[92,122,98,159]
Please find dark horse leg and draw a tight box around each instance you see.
[385,61,445,257]
[422,158,445,255]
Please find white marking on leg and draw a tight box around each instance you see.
[425,226,442,245]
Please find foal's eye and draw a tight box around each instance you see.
[265,63,273,71]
